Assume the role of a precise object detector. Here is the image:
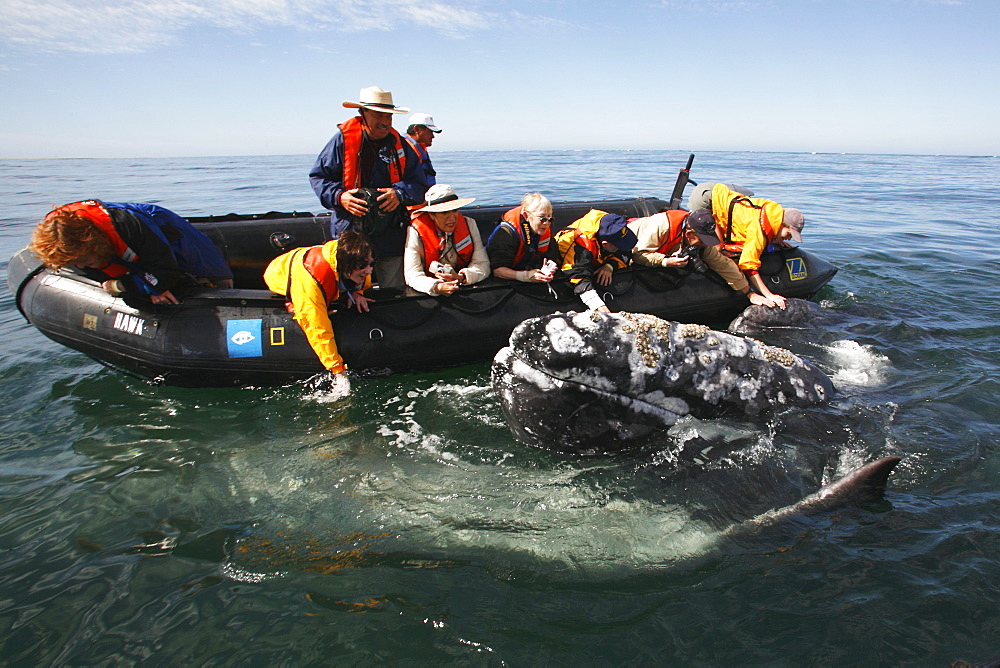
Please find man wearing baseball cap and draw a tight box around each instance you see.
[554,209,638,313]
[627,209,782,307]
[309,86,428,289]
[404,112,441,190]
[706,183,807,309]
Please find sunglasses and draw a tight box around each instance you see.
[535,215,554,223]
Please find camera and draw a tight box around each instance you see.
[677,245,707,273]
[353,187,404,237]
[429,260,454,275]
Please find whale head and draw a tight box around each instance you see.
[728,297,823,335]
[491,311,834,453]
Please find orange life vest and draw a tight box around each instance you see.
[498,206,552,268]
[410,212,475,270]
[48,200,135,278]
[655,210,689,254]
[339,116,407,191]
[402,135,427,212]
[715,193,776,257]
[402,134,426,165]
[563,225,601,258]
[284,244,341,314]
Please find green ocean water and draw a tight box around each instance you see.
[1,150,998,665]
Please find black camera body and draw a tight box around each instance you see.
[353,188,405,237]
[678,245,708,273]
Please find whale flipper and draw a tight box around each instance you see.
[734,456,902,534]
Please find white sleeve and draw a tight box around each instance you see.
[579,289,606,310]
[459,217,491,286]
[403,226,442,295]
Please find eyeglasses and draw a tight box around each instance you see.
[534,215,554,223]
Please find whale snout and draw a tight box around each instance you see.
[492,312,834,452]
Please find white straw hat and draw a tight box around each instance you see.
[342,86,409,114]
[416,184,476,213]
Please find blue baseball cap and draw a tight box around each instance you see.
[597,213,638,251]
[684,209,722,246]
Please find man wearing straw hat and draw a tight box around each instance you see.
[309,86,427,290]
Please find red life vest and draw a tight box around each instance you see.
[284,244,341,314]
[48,200,135,278]
[719,197,774,257]
[655,210,689,254]
[566,229,600,258]
[339,116,407,190]
[410,212,475,269]
[402,135,427,213]
[402,134,426,165]
[500,207,551,268]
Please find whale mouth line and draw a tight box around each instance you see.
[515,354,689,422]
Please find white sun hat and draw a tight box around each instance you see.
[342,86,409,114]
[416,184,476,213]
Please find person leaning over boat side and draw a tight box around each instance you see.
[309,86,426,290]
[29,200,233,305]
[627,209,780,307]
[686,182,754,212]
[487,192,561,283]
[263,230,374,398]
[554,210,637,313]
[707,183,806,309]
[403,112,441,193]
[403,184,490,296]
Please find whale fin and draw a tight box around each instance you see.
[734,456,901,534]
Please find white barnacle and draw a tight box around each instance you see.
[546,317,590,356]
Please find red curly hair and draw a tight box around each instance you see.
[30,209,114,270]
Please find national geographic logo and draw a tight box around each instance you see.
[785,257,808,281]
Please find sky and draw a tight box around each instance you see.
[1,0,997,158]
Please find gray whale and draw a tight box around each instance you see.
[492,311,834,453]
[728,297,825,335]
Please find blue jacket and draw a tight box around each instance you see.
[100,201,232,296]
[403,135,437,189]
[308,127,426,257]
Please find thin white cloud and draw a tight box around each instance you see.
[0,0,500,54]
[652,0,773,9]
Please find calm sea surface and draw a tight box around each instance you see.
[1,150,998,665]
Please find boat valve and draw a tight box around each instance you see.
[270,232,294,250]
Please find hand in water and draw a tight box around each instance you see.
[310,371,351,399]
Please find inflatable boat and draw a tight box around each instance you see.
[7,197,838,387]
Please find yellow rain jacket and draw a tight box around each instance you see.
[710,183,787,272]
[555,209,630,293]
[263,240,371,374]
